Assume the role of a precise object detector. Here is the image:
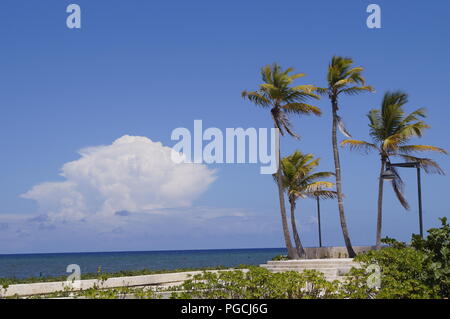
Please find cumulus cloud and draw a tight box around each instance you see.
[22,135,216,221]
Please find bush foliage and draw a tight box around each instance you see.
[173,218,450,299]
[170,267,341,299]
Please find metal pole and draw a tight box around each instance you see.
[317,197,322,247]
[417,166,424,238]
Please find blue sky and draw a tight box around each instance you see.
[0,0,449,254]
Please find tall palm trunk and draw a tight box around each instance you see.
[332,100,356,257]
[375,158,386,249]
[274,124,299,259]
[289,197,306,258]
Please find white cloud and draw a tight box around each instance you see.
[22,135,216,221]
[0,207,283,253]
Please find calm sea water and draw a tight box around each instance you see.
[0,248,286,279]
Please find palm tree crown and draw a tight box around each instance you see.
[242,63,321,137]
[342,90,447,208]
[320,56,374,102]
[280,151,336,201]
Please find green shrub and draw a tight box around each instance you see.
[170,266,340,299]
[271,255,289,261]
[411,217,450,297]
[170,218,450,299]
[340,217,450,299]
[340,245,438,299]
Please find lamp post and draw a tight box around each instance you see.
[381,161,423,238]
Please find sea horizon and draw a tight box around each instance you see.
[0,246,289,257]
[0,247,289,279]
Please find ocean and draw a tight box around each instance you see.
[0,248,286,279]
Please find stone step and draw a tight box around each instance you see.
[263,264,354,271]
[266,258,355,265]
[266,267,340,276]
[271,267,353,276]
[262,263,358,270]
[260,258,360,282]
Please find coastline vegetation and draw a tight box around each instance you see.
[171,218,450,299]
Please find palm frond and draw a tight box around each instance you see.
[336,116,352,138]
[390,166,410,210]
[397,154,445,175]
[398,145,448,155]
[282,103,322,116]
[400,108,426,125]
[290,73,306,80]
[315,87,328,96]
[304,181,334,194]
[339,86,374,96]
[291,84,317,93]
[307,190,338,200]
[381,122,430,151]
[341,139,379,154]
[241,91,270,107]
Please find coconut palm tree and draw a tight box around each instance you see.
[318,56,374,257]
[242,63,321,259]
[279,151,336,258]
[342,91,447,249]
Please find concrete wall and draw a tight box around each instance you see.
[0,269,248,298]
[303,246,375,259]
[0,270,209,298]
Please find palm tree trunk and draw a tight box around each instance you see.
[375,158,386,249]
[274,125,299,259]
[289,197,306,258]
[332,100,356,258]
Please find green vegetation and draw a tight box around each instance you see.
[271,255,289,261]
[6,286,160,299]
[341,217,449,299]
[170,267,340,299]
[170,218,450,299]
